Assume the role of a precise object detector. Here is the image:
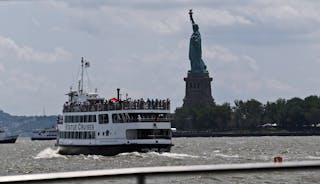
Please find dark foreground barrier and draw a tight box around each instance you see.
[0,161,320,184]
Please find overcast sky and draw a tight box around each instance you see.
[1,0,320,115]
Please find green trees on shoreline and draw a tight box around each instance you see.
[172,95,320,131]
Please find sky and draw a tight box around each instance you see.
[1,0,320,115]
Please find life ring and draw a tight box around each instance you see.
[274,156,283,163]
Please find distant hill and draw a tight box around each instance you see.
[0,110,57,136]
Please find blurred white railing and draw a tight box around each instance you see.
[0,161,320,184]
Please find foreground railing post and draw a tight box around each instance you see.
[137,174,145,184]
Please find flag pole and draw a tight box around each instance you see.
[81,57,84,95]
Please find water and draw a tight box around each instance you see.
[1,137,320,183]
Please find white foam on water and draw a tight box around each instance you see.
[148,152,200,159]
[307,156,320,160]
[34,147,67,159]
[79,154,102,160]
[117,151,146,157]
[117,151,199,159]
[88,155,101,160]
[214,153,240,158]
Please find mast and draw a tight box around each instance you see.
[80,57,84,94]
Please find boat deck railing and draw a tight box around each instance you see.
[63,99,170,113]
[1,161,320,184]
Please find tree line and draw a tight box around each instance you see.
[172,95,320,131]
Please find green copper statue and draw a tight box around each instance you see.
[189,9,207,73]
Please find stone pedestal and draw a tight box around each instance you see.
[183,71,214,107]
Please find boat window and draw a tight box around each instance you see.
[64,115,97,123]
[64,116,68,123]
[125,113,170,122]
[112,114,119,123]
[126,129,171,139]
[88,115,95,122]
[80,116,84,123]
[112,113,131,123]
[59,131,97,139]
[98,114,109,124]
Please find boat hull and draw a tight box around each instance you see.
[31,137,56,141]
[0,136,18,144]
[58,144,173,156]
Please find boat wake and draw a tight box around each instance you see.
[307,156,320,160]
[214,153,240,158]
[117,151,199,159]
[117,152,146,157]
[148,152,200,159]
[80,154,102,160]
[34,147,67,159]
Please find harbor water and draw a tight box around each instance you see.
[0,136,320,183]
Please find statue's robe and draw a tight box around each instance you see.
[189,25,206,73]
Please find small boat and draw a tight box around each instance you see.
[31,128,57,140]
[0,129,18,143]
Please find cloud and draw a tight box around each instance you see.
[264,79,295,94]
[196,8,252,26]
[204,45,259,71]
[0,36,72,63]
[0,63,4,72]
[5,70,47,92]
[202,44,298,103]
[239,1,320,26]
[46,1,252,36]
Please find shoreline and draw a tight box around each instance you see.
[172,131,320,137]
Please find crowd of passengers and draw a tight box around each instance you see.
[63,98,170,112]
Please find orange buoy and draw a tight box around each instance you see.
[273,156,283,163]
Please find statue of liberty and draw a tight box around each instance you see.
[188,9,207,73]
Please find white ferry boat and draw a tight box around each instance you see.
[0,129,18,143]
[31,128,57,140]
[56,58,173,155]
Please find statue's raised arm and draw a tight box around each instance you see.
[189,9,195,25]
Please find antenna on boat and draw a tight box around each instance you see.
[80,57,84,95]
[42,106,46,117]
[117,88,120,100]
[80,57,90,95]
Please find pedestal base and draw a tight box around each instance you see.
[183,72,214,107]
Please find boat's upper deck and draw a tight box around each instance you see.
[63,98,170,113]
